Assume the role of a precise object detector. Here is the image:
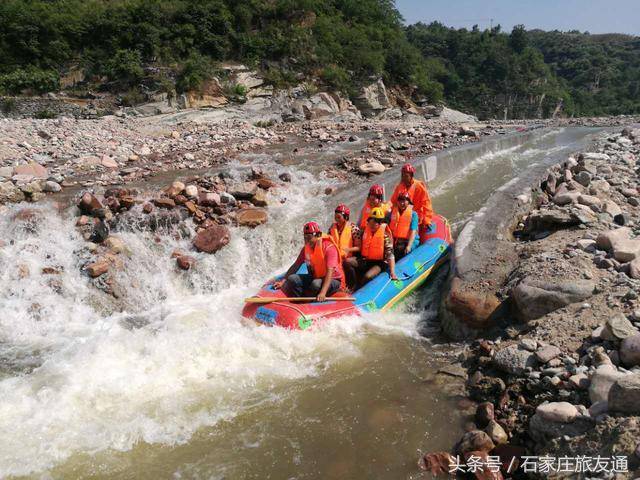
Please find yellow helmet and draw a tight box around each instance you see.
[369,207,386,220]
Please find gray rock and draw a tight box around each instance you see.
[588,400,608,417]
[553,191,581,205]
[605,314,638,340]
[608,374,640,414]
[578,194,601,208]
[574,171,592,187]
[42,181,62,193]
[596,227,631,251]
[602,200,622,217]
[536,345,562,363]
[536,402,578,423]
[589,364,626,403]
[620,334,640,367]
[219,192,237,206]
[492,344,538,375]
[512,278,595,321]
[519,339,538,351]
[612,238,640,262]
[568,373,590,389]
[0,181,26,203]
[528,412,594,444]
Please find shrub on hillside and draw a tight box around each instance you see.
[0,67,59,94]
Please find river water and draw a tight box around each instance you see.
[0,127,602,479]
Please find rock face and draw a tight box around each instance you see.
[353,79,391,117]
[193,225,230,253]
[492,344,537,375]
[182,78,228,109]
[608,374,640,414]
[511,278,595,321]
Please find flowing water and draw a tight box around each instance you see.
[0,127,603,479]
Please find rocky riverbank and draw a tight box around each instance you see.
[422,126,640,478]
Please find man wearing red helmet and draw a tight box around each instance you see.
[273,222,345,301]
[391,163,433,243]
[389,191,419,260]
[357,184,391,229]
[329,203,361,290]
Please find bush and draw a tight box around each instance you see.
[320,65,351,93]
[1,98,17,114]
[34,109,57,119]
[175,54,213,93]
[0,68,59,95]
[120,87,146,106]
[233,83,247,96]
[263,68,297,89]
[254,119,274,128]
[105,50,144,87]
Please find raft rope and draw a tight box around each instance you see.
[268,246,449,326]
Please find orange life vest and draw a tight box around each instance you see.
[361,225,386,261]
[304,235,345,288]
[390,206,413,240]
[359,201,390,229]
[329,222,353,258]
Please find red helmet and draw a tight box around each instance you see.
[401,163,416,175]
[369,184,384,197]
[303,221,321,234]
[335,203,350,218]
[397,191,411,201]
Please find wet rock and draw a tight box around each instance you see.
[608,374,640,414]
[220,192,237,206]
[86,260,109,278]
[457,430,495,455]
[418,452,455,476]
[358,161,386,175]
[605,314,638,340]
[237,208,268,227]
[256,177,276,190]
[104,196,121,213]
[589,364,626,403]
[485,420,508,445]
[468,377,506,403]
[78,192,103,215]
[492,345,537,375]
[193,224,230,253]
[511,278,595,321]
[230,181,258,200]
[153,198,176,209]
[185,185,198,197]
[142,202,153,214]
[104,236,126,254]
[535,345,562,363]
[279,172,292,183]
[251,189,269,207]
[475,402,495,428]
[198,192,220,207]
[0,181,26,203]
[176,255,195,271]
[620,334,640,367]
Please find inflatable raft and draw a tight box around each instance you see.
[242,214,452,329]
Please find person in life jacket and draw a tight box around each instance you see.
[273,222,345,302]
[329,203,361,290]
[357,184,391,229]
[389,191,420,260]
[355,207,398,288]
[390,163,433,243]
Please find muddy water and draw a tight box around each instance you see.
[0,127,602,479]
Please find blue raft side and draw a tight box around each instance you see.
[352,238,450,313]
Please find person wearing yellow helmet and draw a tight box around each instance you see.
[355,206,398,288]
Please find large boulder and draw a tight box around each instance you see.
[353,79,391,116]
[596,227,631,251]
[535,402,578,423]
[229,181,258,200]
[604,314,638,340]
[14,162,48,179]
[456,430,495,455]
[620,334,640,367]
[608,374,640,414]
[193,225,230,253]
[492,344,537,375]
[358,161,386,175]
[589,364,626,403]
[511,278,595,321]
[181,78,228,108]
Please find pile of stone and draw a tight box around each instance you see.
[73,168,279,286]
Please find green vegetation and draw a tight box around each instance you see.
[0,0,637,118]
